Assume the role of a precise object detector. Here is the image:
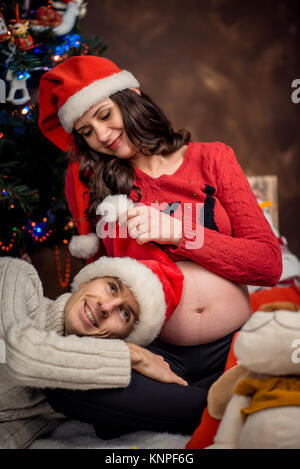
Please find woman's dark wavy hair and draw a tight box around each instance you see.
[67,89,191,226]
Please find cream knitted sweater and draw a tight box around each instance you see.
[0,257,131,449]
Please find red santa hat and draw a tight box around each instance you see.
[71,255,183,346]
[38,55,140,151]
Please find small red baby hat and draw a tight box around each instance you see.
[38,56,140,151]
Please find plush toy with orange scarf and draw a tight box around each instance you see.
[185,296,300,450]
[201,301,300,449]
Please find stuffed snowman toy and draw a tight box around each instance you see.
[207,302,300,449]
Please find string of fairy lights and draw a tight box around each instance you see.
[0,211,75,253]
[2,182,75,243]
[1,201,74,287]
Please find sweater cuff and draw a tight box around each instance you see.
[169,217,204,255]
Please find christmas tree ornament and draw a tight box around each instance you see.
[30,6,62,32]
[9,21,34,50]
[2,42,16,64]
[53,1,80,36]
[8,3,35,51]
[6,68,30,105]
[0,11,11,42]
[52,0,87,20]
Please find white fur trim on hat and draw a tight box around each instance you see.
[69,233,100,259]
[58,70,140,133]
[96,194,134,223]
[72,256,166,346]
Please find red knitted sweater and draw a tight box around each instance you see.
[65,141,282,286]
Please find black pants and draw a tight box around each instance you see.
[44,331,235,439]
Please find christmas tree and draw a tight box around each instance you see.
[0,1,106,284]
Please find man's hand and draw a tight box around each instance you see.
[126,205,182,247]
[127,342,188,386]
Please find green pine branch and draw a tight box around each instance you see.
[0,163,39,214]
[8,48,42,75]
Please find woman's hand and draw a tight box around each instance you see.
[127,342,188,386]
[126,205,182,247]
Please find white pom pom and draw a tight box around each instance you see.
[69,233,100,259]
[96,195,134,223]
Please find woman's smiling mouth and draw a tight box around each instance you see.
[107,132,123,150]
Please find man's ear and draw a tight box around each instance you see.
[130,87,141,96]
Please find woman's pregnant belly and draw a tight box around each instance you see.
[158,261,252,345]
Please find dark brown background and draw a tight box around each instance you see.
[81,0,300,258]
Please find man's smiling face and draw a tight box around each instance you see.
[64,276,140,339]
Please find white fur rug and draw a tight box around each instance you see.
[30,420,190,449]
